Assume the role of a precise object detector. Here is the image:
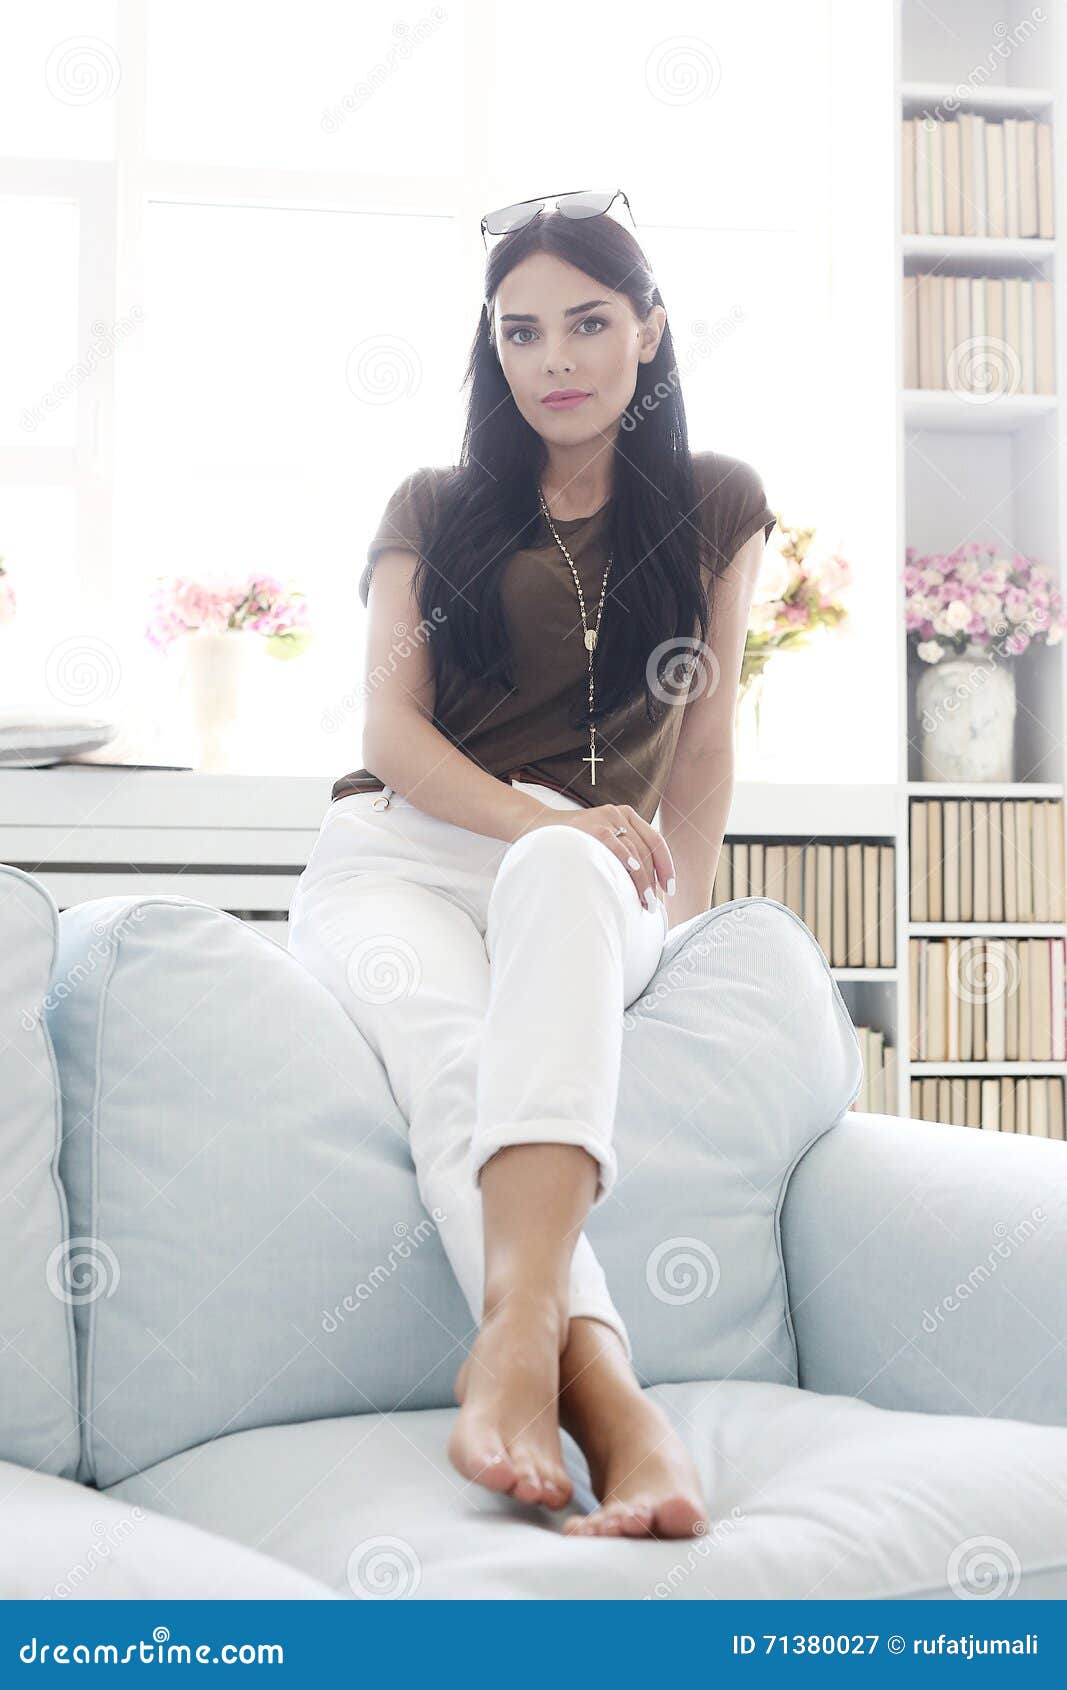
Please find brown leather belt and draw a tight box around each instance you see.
[331,764,592,809]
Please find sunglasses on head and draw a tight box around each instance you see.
[480,187,636,250]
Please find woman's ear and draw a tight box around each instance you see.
[638,304,667,364]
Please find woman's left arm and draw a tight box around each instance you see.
[656,528,769,925]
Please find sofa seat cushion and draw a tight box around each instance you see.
[0,1458,338,1599]
[49,892,860,1486]
[0,864,79,1474]
[105,1379,1067,1601]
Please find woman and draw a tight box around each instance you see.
[287,190,776,1540]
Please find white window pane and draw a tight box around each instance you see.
[0,200,80,447]
[490,0,825,231]
[0,3,119,160]
[0,488,81,709]
[146,0,463,175]
[114,202,466,774]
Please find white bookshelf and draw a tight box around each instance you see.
[892,0,1067,1126]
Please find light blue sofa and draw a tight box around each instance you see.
[2,860,1066,1601]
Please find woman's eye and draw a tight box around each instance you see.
[504,317,607,345]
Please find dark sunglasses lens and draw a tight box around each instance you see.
[557,191,616,219]
[483,199,542,236]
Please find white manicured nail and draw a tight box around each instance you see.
[628,855,641,870]
[644,887,656,911]
[666,876,676,896]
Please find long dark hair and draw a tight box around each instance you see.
[412,210,714,732]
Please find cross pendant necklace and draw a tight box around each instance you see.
[537,486,612,788]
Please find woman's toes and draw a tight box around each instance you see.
[616,1499,655,1536]
[447,1422,516,1494]
[657,1494,707,1537]
[510,1463,548,1504]
[541,1469,573,1508]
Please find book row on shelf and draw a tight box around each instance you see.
[849,1027,897,1116]
[910,798,1065,923]
[901,273,1054,393]
[901,112,1054,238]
[711,839,896,968]
[911,1074,1065,1139]
[910,936,1066,1062]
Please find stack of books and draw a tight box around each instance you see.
[850,1027,898,1115]
[911,798,1065,922]
[712,838,895,968]
[902,271,1054,393]
[910,935,1066,1061]
[911,1074,1064,1137]
[902,112,1054,237]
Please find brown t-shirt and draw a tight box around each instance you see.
[332,450,776,823]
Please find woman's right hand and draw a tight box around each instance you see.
[520,803,675,915]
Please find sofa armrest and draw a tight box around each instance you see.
[780,1110,1067,1428]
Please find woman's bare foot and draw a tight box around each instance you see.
[557,1317,707,1539]
[447,1288,574,1509]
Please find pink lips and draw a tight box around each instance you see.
[542,392,591,410]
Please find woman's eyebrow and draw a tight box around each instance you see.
[499,298,612,324]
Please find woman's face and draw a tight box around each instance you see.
[491,251,666,445]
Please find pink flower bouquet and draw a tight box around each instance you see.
[741,519,852,691]
[904,543,1067,663]
[145,573,311,660]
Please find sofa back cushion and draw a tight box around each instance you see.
[49,893,861,1486]
[0,865,80,1474]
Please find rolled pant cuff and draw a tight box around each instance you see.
[567,1302,633,1363]
[468,1122,618,1207]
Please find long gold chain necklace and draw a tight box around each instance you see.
[537,485,612,787]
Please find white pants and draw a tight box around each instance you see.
[285,779,669,1360]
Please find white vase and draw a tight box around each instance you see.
[179,630,254,773]
[915,642,1016,782]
